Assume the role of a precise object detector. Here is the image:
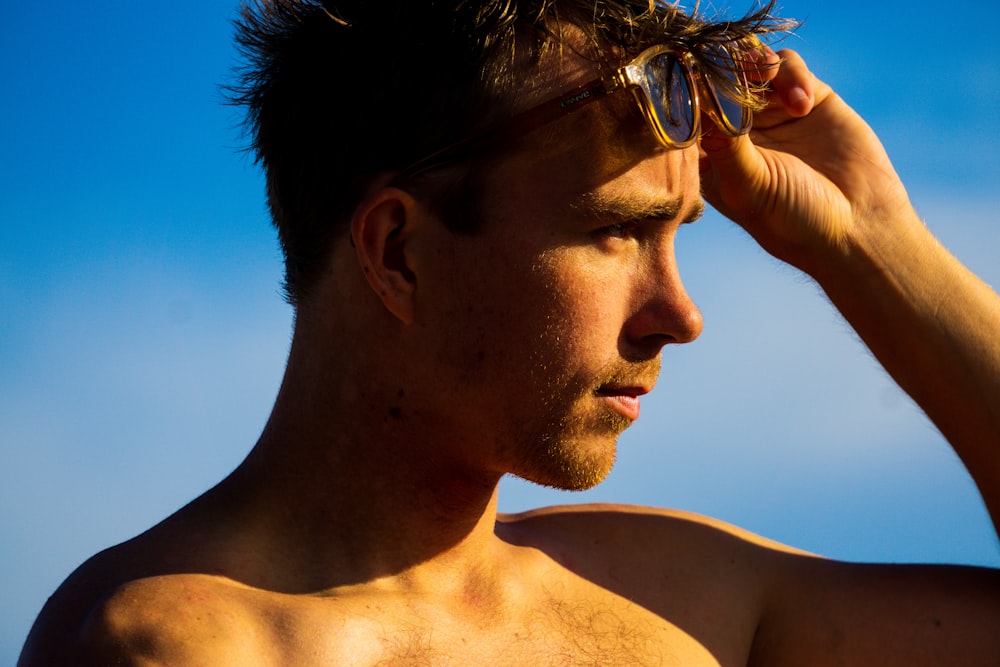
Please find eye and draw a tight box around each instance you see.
[594,221,638,240]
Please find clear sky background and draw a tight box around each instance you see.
[2,0,999,661]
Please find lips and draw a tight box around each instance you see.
[595,385,650,421]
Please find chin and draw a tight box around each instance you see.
[517,431,621,492]
[519,460,614,492]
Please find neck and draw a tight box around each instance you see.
[221,325,506,594]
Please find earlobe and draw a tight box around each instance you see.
[350,188,420,325]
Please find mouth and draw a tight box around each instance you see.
[594,385,650,421]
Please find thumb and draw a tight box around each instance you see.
[699,130,770,226]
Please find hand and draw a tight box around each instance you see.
[699,49,914,274]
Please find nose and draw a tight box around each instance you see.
[622,242,703,356]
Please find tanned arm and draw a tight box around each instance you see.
[701,48,1000,666]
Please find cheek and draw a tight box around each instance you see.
[419,239,544,373]
[421,227,633,386]
[526,249,630,354]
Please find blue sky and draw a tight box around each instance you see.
[2,0,999,661]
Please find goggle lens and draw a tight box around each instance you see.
[643,52,697,145]
[635,43,753,148]
[702,43,753,135]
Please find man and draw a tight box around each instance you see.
[19,0,1000,664]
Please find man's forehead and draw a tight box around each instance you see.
[490,24,703,222]
[504,35,667,174]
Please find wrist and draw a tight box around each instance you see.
[798,200,926,293]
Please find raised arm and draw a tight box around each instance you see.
[697,47,1000,666]
[701,48,1000,534]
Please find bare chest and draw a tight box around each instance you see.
[261,590,725,667]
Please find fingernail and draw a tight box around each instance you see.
[787,86,809,106]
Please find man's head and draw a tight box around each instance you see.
[230,1,791,492]
[230,0,787,308]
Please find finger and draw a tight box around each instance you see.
[743,42,781,85]
[770,49,815,117]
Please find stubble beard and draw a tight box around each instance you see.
[530,409,632,491]
[507,360,647,492]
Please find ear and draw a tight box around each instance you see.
[350,187,421,325]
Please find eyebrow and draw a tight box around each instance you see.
[572,194,706,225]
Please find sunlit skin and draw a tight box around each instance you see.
[392,101,705,492]
[18,32,1000,667]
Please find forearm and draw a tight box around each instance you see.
[702,47,1000,535]
[811,205,1000,532]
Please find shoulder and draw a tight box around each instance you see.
[499,502,812,558]
[497,502,817,612]
[497,503,821,662]
[20,553,262,666]
[87,574,263,665]
[502,504,1000,666]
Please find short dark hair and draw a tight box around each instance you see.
[229,0,790,306]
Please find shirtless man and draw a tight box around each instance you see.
[19,0,1000,664]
